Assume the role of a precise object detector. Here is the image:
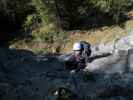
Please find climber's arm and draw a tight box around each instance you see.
[87,52,112,63]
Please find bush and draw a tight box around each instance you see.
[80,0,132,23]
[23,0,59,34]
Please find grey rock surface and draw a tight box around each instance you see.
[1,31,133,100]
[0,47,133,100]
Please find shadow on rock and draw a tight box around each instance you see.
[1,47,133,100]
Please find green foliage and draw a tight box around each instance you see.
[0,0,32,24]
[23,14,36,32]
[0,0,133,49]
[31,31,68,53]
[23,0,59,32]
[80,0,132,23]
[33,31,67,44]
[0,0,132,32]
[31,0,48,24]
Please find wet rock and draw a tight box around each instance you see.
[1,35,133,100]
[127,48,133,72]
[86,50,128,74]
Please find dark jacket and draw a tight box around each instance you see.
[64,53,86,71]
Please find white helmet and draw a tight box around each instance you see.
[73,42,82,51]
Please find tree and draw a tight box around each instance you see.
[81,0,132,23]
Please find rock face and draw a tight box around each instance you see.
[1,32,133,100]
[86,50,128,73]
[86,30,133,73]
[0,47,133,100]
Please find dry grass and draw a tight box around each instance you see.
[61,20,133,53]
[10,14,133,54]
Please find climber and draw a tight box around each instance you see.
[64,41,91,72]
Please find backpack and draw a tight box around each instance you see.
[80,41,91,58]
